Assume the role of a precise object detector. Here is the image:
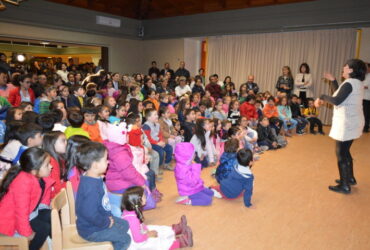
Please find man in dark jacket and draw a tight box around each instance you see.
[241,75,259,95]
[160,63,175,79]
[148,61,160,77]
[175,61,190,79]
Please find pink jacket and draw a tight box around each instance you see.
[174,142,205,196]
[104,141,145,192]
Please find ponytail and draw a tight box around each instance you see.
[0,165,22,201]
[121,186,145,223]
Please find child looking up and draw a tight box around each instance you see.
[122,186,193,249]
[75,141,131,249]
[67,85,85,109]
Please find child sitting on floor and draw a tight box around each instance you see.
[218,148,254,207]
[121,186,193,249]
[174,142,221,206]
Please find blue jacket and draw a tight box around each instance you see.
[220,166,254,207]
[76,176,113,239]
[215,152,237,183]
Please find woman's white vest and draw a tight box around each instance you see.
[329,78,364,141]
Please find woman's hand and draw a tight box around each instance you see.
[314,98,323,108]
[323,73,335,81]
[148,230,158,238]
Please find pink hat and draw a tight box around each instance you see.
[106,122,129,145]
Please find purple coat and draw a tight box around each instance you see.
[174,142,205,196]
[104,141,145,192]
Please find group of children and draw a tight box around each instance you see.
[0,68,326,250]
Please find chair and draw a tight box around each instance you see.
[0,236,28,249]
[51,189,113,250]
[65,181,76,225]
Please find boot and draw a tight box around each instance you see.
[336,159,357,185]
[329,161,351,194]
[172,215,187,235]
[177,226,193,248]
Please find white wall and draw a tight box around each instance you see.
[141,38,185,73]
[0,22,144,74]
[359,28,370,63]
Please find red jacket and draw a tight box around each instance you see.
[45,157,66,199]
[8,87,35,107]
[0,171,54,237]
[240,102,258,120]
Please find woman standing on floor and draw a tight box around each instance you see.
[315,59,367,194]
[294,63,313,107]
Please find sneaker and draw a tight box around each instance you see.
[163,164,174,171]
[260,146,269,152]
[310,131,317,135]
[253,154,260,161]
[211,169,216,177]
[176,196,191,205]
[210,188,222,198]
[172,215,188,235]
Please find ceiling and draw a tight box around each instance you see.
[47,0,314,20]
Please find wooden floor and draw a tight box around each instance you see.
[146,127,370,250]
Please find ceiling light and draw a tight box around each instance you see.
[40,41,50,45]
[17,54,25,62]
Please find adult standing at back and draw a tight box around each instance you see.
[315,59,367,194]
[362,63,370,133]
[276,66,294,96]
[294,63,313,107]
[160,62,175,79]
[175,61,190,79]
[148,61,160,77]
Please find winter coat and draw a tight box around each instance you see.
[240,102,258,120]
[215,152,237,183]
[0,172,54,236]
[104,141,145,192]
[8,87,35,107]
[174,143,205,196]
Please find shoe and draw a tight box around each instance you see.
[163,164,174,171]
[329,161,351,194]
[178,226,193,247]
[210,188,222,198]
[172,215,187,235]
[335,159,357,185]
[318,131,325,135]
[176,196,191,205]
[260,146,269,152]
[253,154,260,161]
[310,131,317,135]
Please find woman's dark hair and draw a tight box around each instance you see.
[18,74,32,84]
[176,98,189,113]
[68,111,84,128]
[128,99,141,115]
[0,148,49,201]
[267,96,275,103]
[64,135,90,181]
[76,141,106,171]
[228,126,240,138]
[110,103,125,117]
[346,59,367,81]
[195,118,208,150]
[158,106,168,118]
[224,138,240,153]
[299,63,310,74]
[3,120,24,145]
[42,131,65,179]
[37,112,56,132]
[5,107,22,124]
[19,102,33,110]
[121,186,145,223]
[51,109,63,123]
[147,89,156,97]
[126,113,140,125]
[237,149,253,167]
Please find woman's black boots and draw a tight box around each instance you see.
[329,161,351,194]
[335,159,357,185]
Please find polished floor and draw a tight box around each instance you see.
[146,127,370,250]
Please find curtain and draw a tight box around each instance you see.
[207,28,356,124]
